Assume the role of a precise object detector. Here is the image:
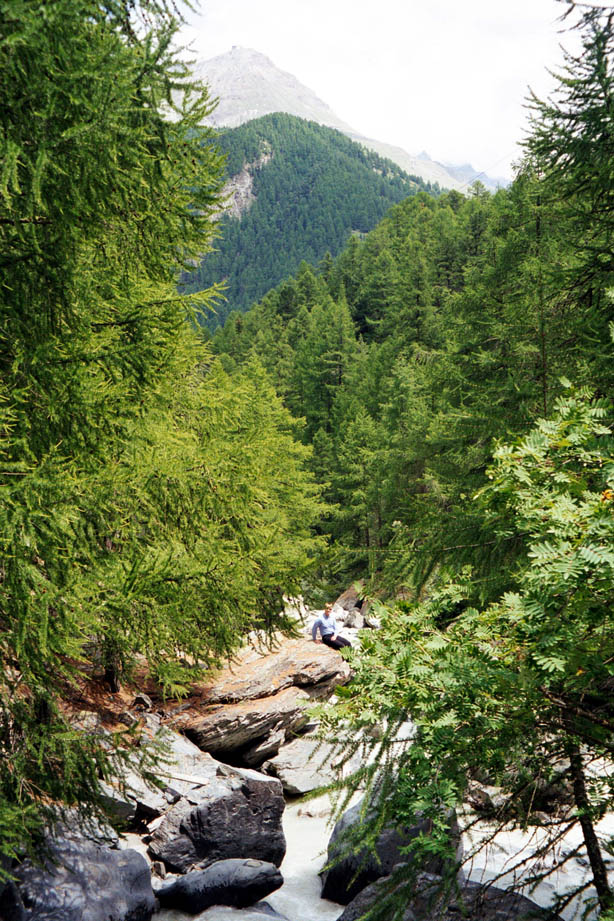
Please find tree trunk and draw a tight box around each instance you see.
[567,739,612,912]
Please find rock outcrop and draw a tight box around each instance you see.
[171,635,351,762]
[187,636,351,704]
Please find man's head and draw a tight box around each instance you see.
[324,603,333,617]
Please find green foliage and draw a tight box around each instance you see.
[322,392,614,918]
[0,0,325,861]
[181,113,435,325]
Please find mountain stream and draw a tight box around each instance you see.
[155,796,344,921]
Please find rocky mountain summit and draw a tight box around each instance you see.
[195,47,505,192]
[195,47,354,135]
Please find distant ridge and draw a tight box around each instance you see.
[194,47,481,191]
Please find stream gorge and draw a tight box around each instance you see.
[2,597,611,921]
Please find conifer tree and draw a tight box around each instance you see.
[0,0,324,861]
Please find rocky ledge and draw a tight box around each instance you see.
[168,632,351,765]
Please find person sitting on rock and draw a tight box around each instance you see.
[312,603,351,650]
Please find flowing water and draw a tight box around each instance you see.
[155,797,344,921]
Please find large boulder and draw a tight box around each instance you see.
[156,857,283,912]
[0,831,155,921]
[320,798,461,905]
[148,765,286,873]
[188,636,351,704]
[337,872,564,921]
[179,686,310,759]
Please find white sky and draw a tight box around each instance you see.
[179,0,581,180]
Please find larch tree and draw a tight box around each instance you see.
[0,0,324,863]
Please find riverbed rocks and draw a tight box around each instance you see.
[320,798,461,904]
[148,765,286,873]
[157,857,283,912]
[0,828,155,921]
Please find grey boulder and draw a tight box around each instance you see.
[0,832,154,921]
[148,766,286,872]
[157,857,283,912]
[320,798,461,904]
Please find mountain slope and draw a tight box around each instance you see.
[183,113,432,326]
[195,47,468,191]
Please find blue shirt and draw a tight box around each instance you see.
[312,613,337,640]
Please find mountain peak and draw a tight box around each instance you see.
[194,47,354,134]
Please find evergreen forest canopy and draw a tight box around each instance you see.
[213,4,614,915]
[0,0,324,862]
[181,112,436,327]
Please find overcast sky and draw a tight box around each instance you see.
[179,0,580,179]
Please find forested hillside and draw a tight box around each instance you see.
[215,8,614,915]
[6,1,614,917]
[214,177,587,591]
[182,113,435,326]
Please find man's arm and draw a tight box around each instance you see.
[312,618,320,642]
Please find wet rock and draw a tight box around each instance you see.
[157,857,283,912]
[337,872,564,921]
[148,767,286,873]
[320,798,461,905]
[250,902,290,918]
[1,831,154,921]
